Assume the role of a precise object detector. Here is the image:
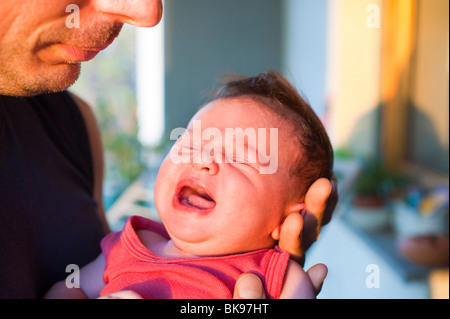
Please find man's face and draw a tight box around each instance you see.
[0,0,162,96]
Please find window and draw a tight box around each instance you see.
[71,23,165,209]
[381,0,449,178]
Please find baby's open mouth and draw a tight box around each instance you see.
[177,186,216,210]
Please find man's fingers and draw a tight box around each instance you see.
[303,178,332,248]
[279,213,304,262]
[306,263,328,295]
[233,273,266,299]
[304,178,332,221]
[323,178,338,226]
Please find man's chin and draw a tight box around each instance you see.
[4,63,81,97]
[31,63,81,96]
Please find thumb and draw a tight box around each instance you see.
[306,263,328,295]
[233,273,266,299]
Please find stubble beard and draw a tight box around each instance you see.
[0,21,122,97]
[2,62,81,97]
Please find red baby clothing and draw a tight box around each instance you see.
[100,215,290,299]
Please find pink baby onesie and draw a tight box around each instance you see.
[100,215,290,299]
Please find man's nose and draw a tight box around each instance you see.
[91,0,163,27]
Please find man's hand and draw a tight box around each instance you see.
[279,178,337,265]
[233,264,328,299]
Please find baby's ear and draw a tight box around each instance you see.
[271,203,306,241]
[271,225,282,241]
[285,203,306,217]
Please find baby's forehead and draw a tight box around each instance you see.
[194,97,295,127]
[188,97,303,170]
[192,97,301,143]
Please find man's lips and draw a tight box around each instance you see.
[174,183,216,212]
[37,42,112,64]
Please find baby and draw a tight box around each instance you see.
[46,70,334,299]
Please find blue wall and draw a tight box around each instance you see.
[283,0,329,117]
[164,0,283,131]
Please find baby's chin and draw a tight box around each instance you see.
[169,237,235,257]
[169,236,276,258]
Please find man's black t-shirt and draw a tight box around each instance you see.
[0,92,107,298]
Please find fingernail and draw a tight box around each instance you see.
[237,274,264,299]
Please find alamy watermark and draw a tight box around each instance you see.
[65,264,80,288]
[169,120,279,175]
[365,264,380,289]
[366,4,381,29]
[66,4,80,29]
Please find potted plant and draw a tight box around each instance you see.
[348,158,399,233]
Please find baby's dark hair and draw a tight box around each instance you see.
[212,70,334,200]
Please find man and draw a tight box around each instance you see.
[0,0,336,298]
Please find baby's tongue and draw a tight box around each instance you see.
[181,187,216,210]
[187,193,216,209]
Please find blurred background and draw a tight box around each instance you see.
[70,0,449,298]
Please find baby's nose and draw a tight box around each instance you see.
[91,0,163,27]
[191,154,220,176]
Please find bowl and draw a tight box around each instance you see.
[397,235,449,268]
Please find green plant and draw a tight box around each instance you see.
[352,157,408,206]
[354,159,390,197]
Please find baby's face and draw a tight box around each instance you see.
[154,97,303,256]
